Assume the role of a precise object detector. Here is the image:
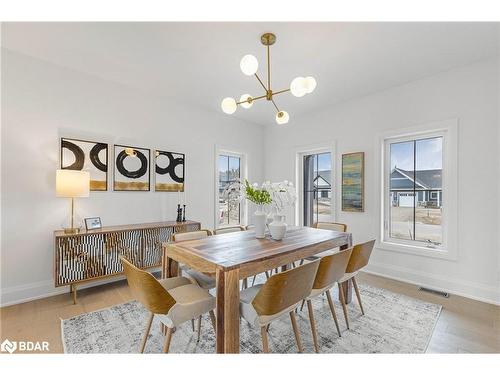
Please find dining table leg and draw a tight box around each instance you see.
[215,267,240,353]
[339,239,353,304]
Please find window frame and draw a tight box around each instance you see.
[214,147,247,229]
[379,119,458,261]
[295,142,337,227]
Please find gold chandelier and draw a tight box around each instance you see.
[221,32,316,125]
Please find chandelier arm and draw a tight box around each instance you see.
[270,98,280,112]
[236,93,267,105]
[271,88,291,96]
[254,73,268,93]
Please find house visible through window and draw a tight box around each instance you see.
[386,136,443,246]
[218,154,241,226]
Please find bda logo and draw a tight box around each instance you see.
[1,339,17,353]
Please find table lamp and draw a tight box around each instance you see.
[56,169,90,234]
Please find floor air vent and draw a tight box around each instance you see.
[418,286,449,298]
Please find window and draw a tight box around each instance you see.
[218,153,242,227]
[384,131,447,249]
[302,152,332,226]
[381,120,457,259]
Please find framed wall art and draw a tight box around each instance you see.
[113,145,150,191]
[154,150,185,192]
[60,138,108,191]
[341,152,364,212]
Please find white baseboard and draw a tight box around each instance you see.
[364,261,500,306]
[0,268,160,307]
[2,263,498,307]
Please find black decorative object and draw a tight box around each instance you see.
[154,150,185,192]
[113,145,150,191]
[61,138,108,191]
[176,204,183,223]
[182,204,186,222]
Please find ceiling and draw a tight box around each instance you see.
[2,22,498,126]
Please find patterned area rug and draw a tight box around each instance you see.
[61,282,441,353]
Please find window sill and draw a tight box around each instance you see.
[378,240,457,261]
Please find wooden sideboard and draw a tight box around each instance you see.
[54,220,201,303]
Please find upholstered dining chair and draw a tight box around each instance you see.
[121,257,216,353]
[239,259,320,353]
[171,229,215,337]
[172,229,215,290]
[303,248,353,352]
[213,225,254,290]
[300,222,348,265]
[313,222,348,232]
[213,225,246,235]
[336,240,375,330]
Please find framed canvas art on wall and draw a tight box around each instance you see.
[60,138,108,191]
[342,152,364,212]
[154,150,185,192]
[113,145,150,191]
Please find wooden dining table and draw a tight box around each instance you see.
[162,226,352,353]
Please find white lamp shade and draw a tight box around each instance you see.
[56,170,90,198]
[239,94,253,109]
[240,54,258,76]
[304,76,317,93]
[290,77,307,97]
[221,97,237,114]
[275,111,289,125]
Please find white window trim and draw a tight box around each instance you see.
[294,141,337,227]
[378,119,458,261]
[214,146,248,229]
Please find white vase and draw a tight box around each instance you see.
[269,214,287,240]
[254,209,267,239]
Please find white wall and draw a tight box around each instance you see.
[0,49,265,306]
[264,58,500,304]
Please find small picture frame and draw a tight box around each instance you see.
[84,217,102,230]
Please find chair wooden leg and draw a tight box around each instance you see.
[197,315,202,342]
[352,276,365,315]
[306,300,319,353]
[265,271,270,279]
[260,325,270,353]
[338,283,350,330]
[163,327,174,353]
[209,310,216,333]
[191,319,195,331]
[299,299,306,312]
[299,259,305,266]
[139,312,154,353]
[326,290,341,337]
[251,274,257,286]
[242,278,248,289]
[289,311,303,353]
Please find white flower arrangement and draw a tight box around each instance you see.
[262,180,297,214]
[222,179,296,214]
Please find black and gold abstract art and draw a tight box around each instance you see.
[61,138,108,191]
[113,145,150,191]
[154,150,185,192]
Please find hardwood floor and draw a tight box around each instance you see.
[1,272,498,353]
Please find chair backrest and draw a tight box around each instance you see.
[313,247,353,290]
[313,222,347,232]
[121,257,175,314]
[345,240,376,273]
[172,229,212,242]
[213,226,246,235]
[252,260,320,316]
